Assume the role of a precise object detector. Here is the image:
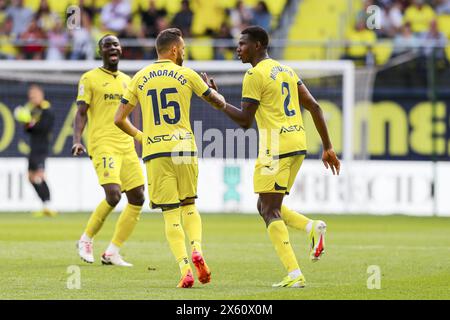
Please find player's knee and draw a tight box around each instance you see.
[132,192,145,206]
[261,207,280,223]
[106,190,122,207]
[127,186,145,206]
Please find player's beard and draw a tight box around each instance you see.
[175,51,183,66]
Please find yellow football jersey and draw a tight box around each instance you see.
[76,67,134,155]
[122,59,211,161]
[242,58,307,160]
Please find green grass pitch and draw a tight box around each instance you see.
[0,212,449,300]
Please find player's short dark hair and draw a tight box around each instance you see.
[241,26,269,49]
[98,34,116,49]
[156,28,183,54]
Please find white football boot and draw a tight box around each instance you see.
[101,253,133,267]
[77,240,94,264]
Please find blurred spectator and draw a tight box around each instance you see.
[389,0,412,11]
[155,15,170,35]
[378,0,404,38]
[117,20,145,59]
[19,17,46,60]
[172,0,193,37]
[377,0,395,7]
[392,23,420,56]
[213,22,234,60]
[342,19,377,66]
[70,11,95,60]
[419,19,447,59]
[144,15,170,59]
[36,0,60,33]
[403,0,436,33]
[101,0,131,33]
[46,19,69,60]
[140,0,167,38]
[6,0,33,36]
[0,0,8,25]
[416,19,448,85]
[230,0,253,38]
[434,0,450,14]
[0,17,18,59]
[79,0,98,21]
[252,1,271,32]
[356,0,376,24]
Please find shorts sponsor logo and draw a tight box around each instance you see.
[147,132,193,144]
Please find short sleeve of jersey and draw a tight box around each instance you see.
[122,72,139,106]
[77,74,92,104]
[242,69,263,105]
[186,68,211,97]
[292,68,303,86]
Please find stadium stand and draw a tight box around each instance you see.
[0,0,449,65]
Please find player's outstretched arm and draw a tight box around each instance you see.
[201,88,227,111]
[72,101,88,156]
[298,83,340,175]
[221,101,258,130]
[114,102,143,143]
[201,72,258,129]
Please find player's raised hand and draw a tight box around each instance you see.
[201,72,219,91]
[71,143,86,156]
[322,148,340,175]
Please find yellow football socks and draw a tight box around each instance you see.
[267,219,300,273]
[280,205,311,232]
[181,204,203,254]
[84,199,114,238]
[163,208,191,274]
[111,203,142,247]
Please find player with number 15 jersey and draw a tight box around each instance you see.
[116,28,226,288]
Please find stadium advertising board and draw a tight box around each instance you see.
[0,158,449,216]
[0,85,450,161]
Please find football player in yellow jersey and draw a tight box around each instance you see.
[72,35,145,267]
[202,26,341,288]
[115,28,226,288]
